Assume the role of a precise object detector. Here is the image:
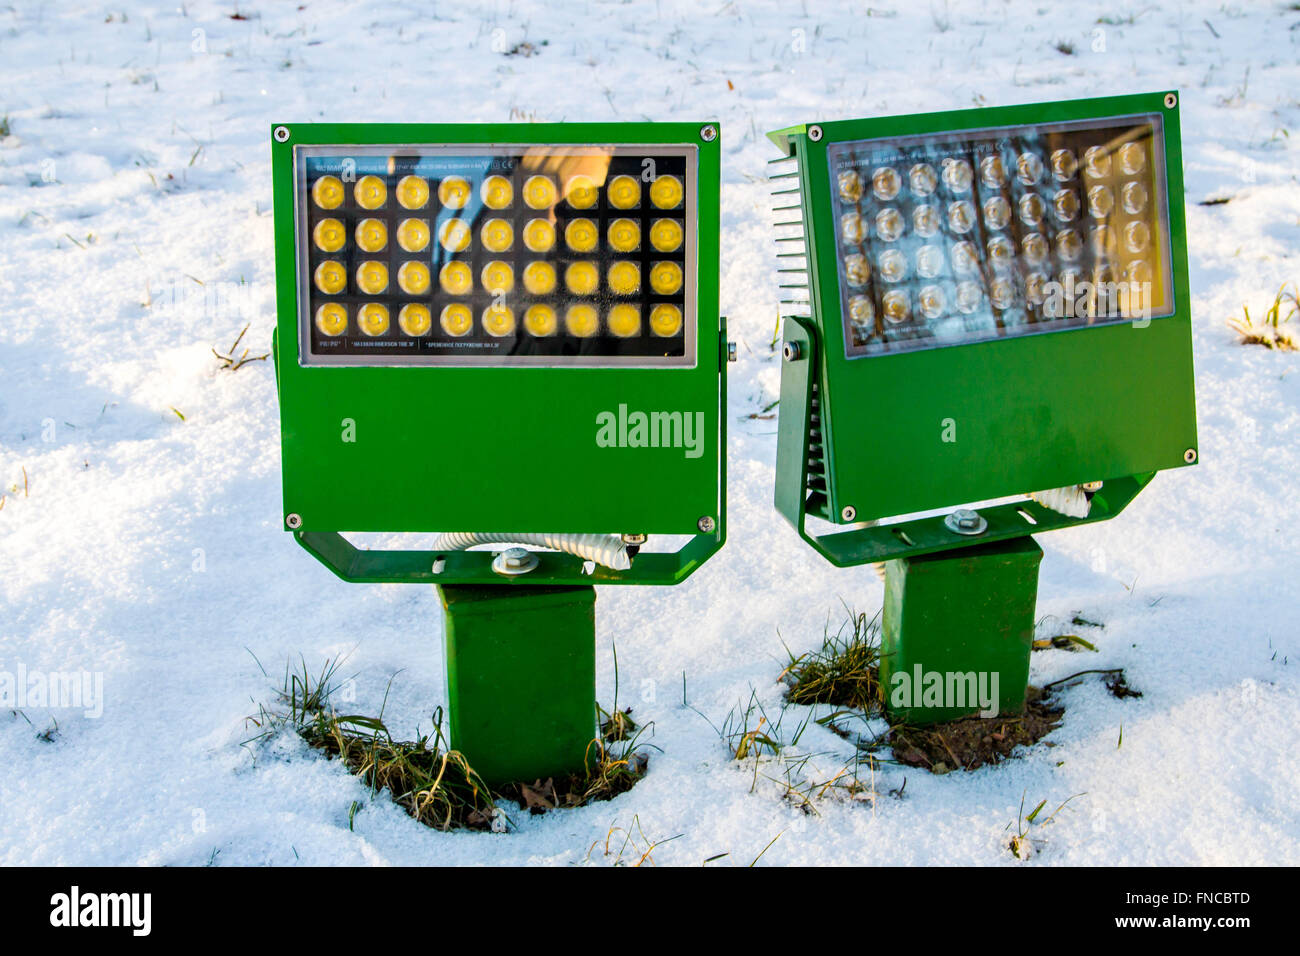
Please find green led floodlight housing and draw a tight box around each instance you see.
[270,122,725,589]
[770,92,1197,724]
[771,91,1196,566]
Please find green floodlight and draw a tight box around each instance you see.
[271,122,725,780]
[769,92,1197,723]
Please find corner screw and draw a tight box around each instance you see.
[700,124,717,142]
[697,515,716,533]
[1184,447,1197,464]
[285,513,302,529]
[274,126,290,143]
[944,508,988,536]
[782,341,802,362]
[491,547,539,576]
[727,341,737,363]
[808,125,824,142]
[841,505,857,522]
[1163,93,1177,109]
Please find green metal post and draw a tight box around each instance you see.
[880,536,1043,725]
[438,584,596,784]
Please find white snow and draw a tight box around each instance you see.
[1,0,1298,866]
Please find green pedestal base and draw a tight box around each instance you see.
[880,536,1043,725]
[438,584,596,784]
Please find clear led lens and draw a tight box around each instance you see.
[841,212,866,244]
[356,261,389,295]
[396,175,429,210]
[983,196,1011,230]
[649,260,683,295]
[439,261,473,296]
[523,260,557,295]
[397,260,430,295]
[1122,181,1148,215]
[844,253,871,287]
[313,218,346,253]
[1054,189,1080,222]
[1025,271,1047,304]
[872,166,901,201]
[980,155,1007,188]
[481,218,514,253]
[1119,142,1146,175]
[355,175,387,210]
[916,244,944,278]
[1125,221,1151,253]
[398,303,432,336]
[650,218,683,252]
[440,303,473,336]
[565,218,599,253]
[848,294,875,326]
[942,158,972,193]
[565,261,599,295]
[909,163,938,196]
[955,280,982,314]
[315,302,347,336]
[1057,229,1083,261]
[947,200,975,234]
[649,175,683,209]
[482,303,516,337]
[608,174,641,210]
[438,218,471,252]
[481,174,514,210]
[1090,225,1116,256]
[1016,152,1043,186]
[608,218,641,252]
[1051,148,1078,181]
[357,303,389,336]
[564,303,599,338]
[523,174,557,209]
[1083,146,1111,179]
[649,303,683,337]
[566,175,599,209]
[439,176,471,209]
[837,170,863,203]
[987,235,1015,271]
[878,248,907,283]
[522,218,556,252]
[876,207,904,242]
[314,260,347,295]
[882,290,910,324]
[524,303,557,336]
[1019,193,1045,226]
[480,260,514,295]
[1022,233,1049,264]
[312,175,344,210]
[1125,259,1152,285]
[607,303,641,337]
[919,284,945,319]
[1086,185,1113,219]
[913,204,940,238]
[396,218,430,253]
[951,240,978,275]
[990,276,1015,310]
[608,261,641,295]
[355,218,387,253]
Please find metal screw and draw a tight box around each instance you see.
[492,546,538,576]
[944,508,988,536]
[1163,93,1177,109]
[273,125,290,143]
[621,533,647,546]
[807,125,823,142]
[782,341,802,362]
[697,515,716,533]
[1184,447,1197,464]
[727,341,737,363]
[841,505,857,522]
[700,124,717,142]
[285,513,302,529]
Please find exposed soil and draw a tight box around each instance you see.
[888,686,1065,773]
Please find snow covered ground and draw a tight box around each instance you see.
[1,0,1297,866]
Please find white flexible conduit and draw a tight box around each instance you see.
[433,532,632,571]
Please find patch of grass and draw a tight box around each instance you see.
[245,655,650,832]
[782,608,883,713]
[1228,283,1298,350]
[0,115,10,138]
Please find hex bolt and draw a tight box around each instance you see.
[807,124,823,142]
[700,124,717,142]
[273,126,290,143]
[285,513,302,529]
[1184,447,1197,464]
[491,546,538,576]
[783,341,802,362]
[727,341,737,363]
[841,505,857,522]
[944,508,988,536]
[697,515,716,533]
[1163,93,1177,109]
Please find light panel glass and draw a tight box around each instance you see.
[294,145,696,367]
[825,114,1173,358]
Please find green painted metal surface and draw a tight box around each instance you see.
[270,122,726,586]
[772,92,1197,528]
[439,584,596,783]
[881,536,1043,724]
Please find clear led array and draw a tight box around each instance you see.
[825,115,1172,357]
[296,145,694,366]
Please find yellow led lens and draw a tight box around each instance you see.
[356,261,389,295]
[565,218,599,253]
[482,303,516,337]
[399,303,432,337]
[566,175,599,209]
[524,303,557,337]
[649,174,683,209]
[314,259,347,294]
[355,174,387,210]
[439,176,470,209]
[523,174,557,209]
[398,260,431,296]
[565,261,599,296]
[523,261,557,295]
[354,218,388,253]
[480,260,515,295]
[311,175,344,210]
[396,217,430,252]
[649,303,683,337]
[481,218,514,253]
[439,218,471,252]
[313,217,346,253]
[649,218,683,253]
[565,304,599,338]
[607,304,641,338]
[608,174,641,209]
[523,218,556,252]
[357,303,389,336]
[439,261,473,296]
[649,261,683,295]
[314,302,347,336]
[396,175,430,210]
[440,303,473,337]
[608,218,640,253]
[481,174,514,210]
[608,261,640,295]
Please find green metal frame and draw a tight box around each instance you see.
[771,92,1195,557]
[270,122,725,586]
